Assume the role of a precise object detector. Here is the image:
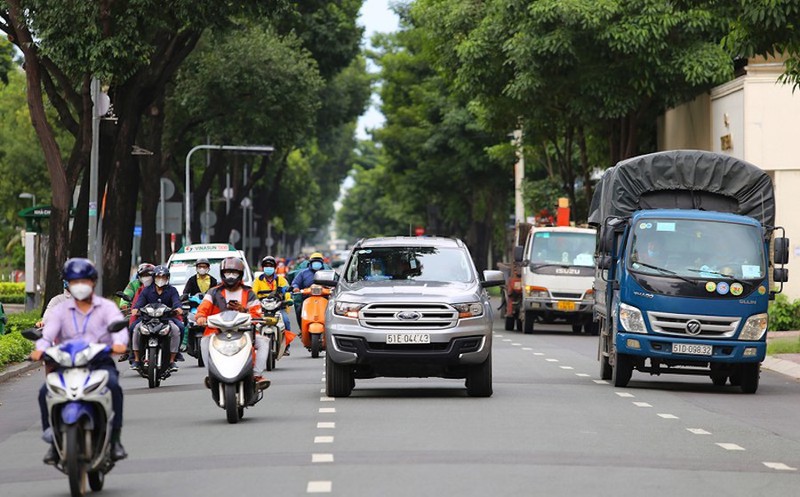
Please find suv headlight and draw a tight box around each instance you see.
[454,302,484,318]
[619,303,646,333]
[739,313,768,341]
[526,286,549,299]
[334,302,364,318]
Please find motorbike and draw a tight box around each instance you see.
[256,290,293,371]
[204,311,268,424]
[22,321,128,497]
[182,293,205,367]
[136,303,177,388]
[300,284,331,358]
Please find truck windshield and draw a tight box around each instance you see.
[529,232,595,267]
[345,247,475,283]
[629,219,765,280]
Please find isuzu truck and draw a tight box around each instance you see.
[589,150,789,393]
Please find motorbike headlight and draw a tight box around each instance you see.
[83,374,106,394]
[159,326,171,336]
[334,302,364,318]
[739,313,768,341]
[212,335,248,356]
[619,303,646,333]
[47,383,67,396]
[140,326,151,336]
[453,302,484,318]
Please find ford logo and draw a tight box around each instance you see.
[685,319,702,336]
[397,311,421,321]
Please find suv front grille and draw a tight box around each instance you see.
[359,303,457,329]
[647,311,740,338]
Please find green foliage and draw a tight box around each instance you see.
[768,294,800,331]
[767,336,800,355]
[0,283,25,304]
[522,178,566,220]
[0,331,34,369]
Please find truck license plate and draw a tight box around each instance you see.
[672,343,712,356]
[386,333,431,344]
[556,301,576,311]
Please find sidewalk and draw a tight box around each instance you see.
[764,330,800,381]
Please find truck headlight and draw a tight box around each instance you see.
[739,313,768,341]
[454,302,484,318]
[526,286,549,299]
[619,303,646,333]
[334,302,364,318]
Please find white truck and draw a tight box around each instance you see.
[516,226,597,334]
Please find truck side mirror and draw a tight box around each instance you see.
[774,237,790,265]
[598,228,614,255]
[514,246,524,263]
[597,255,612,270]
[774,267,789,283]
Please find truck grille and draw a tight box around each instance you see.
[551,292,583,300]
[360,303,457,329]
[647,311,740,338]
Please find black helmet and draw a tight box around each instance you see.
[137,263,155,277]
[62,258,98,282]
[220,257,245,287]
[195,258,210,267]
[153,265,170,278]
[261,255,276,268]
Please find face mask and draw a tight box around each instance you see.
[263,267,276,277]
[155,277,169,288]
[311,261,322,271]
[68,283,93,301]
[140,276,153,287]
[197,267,209,276]
[223,271,241,287]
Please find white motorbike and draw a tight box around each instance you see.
[203,311,267,423]
[256,291,292,371]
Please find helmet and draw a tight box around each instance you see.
[62,258,98,281]
[195,258,210,267]
[153,265,170,278]
[220,257,245,287]
[261,255,276,268]
[309,252,324,262]
[137,263,155,277]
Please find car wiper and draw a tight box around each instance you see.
[686,268,735,279]
[634,262,694,284]
[530,263,570,269]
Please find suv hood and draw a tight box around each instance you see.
[336,280,481,304]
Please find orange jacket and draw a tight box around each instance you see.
[196,285,262,336]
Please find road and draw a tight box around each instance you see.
[3,308,800,496]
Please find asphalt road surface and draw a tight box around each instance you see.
[3,306,800,497]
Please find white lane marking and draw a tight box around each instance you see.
[575,373,590,377]
[632,402,652,408]
[546,358,559,362]
[764,462,797,471]
[319,408,336,413]
[312,453,334,463]
[320,396,335,402]
[502,339,512,342]
[522,347,532,351]
[307,481,332,493]
[657,413,679,419]
[314,436,334,444]
[615,392,635,398]
[511,343,521,346]
[317,422,335,429]
[687,428,711,435]
[321,378,325,382]
[534,352,545,356]
[717,443,745,451]
[495,334,504,337]
[593,380,608,384]
[559,366,574,370]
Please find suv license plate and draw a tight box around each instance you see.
[386,333,431,344]
[556,301,576,311]
[672,343,712,356]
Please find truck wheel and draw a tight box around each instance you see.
[729,370,742,386]
[523,311,535,334]
[326,353,353,397]
[584,321,599,335]
[599,353,612,380]
[612,352,633,387]
[466,354,493,397]
[571,324,582,334]
[739,363,760,394]
[504,316,515,331]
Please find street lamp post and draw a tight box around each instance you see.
[184,144,274,245]
[18,192,36,207]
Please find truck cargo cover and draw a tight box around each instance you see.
[588,150,774,227]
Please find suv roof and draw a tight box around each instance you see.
[354,236,463,249]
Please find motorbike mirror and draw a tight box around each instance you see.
[107,319,129,333]
[314,270,339,287]
[21,327,43,341]
[115,291,132,302]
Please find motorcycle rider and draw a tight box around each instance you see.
[253,255,296,355]
[35,280,71,328]
[30,258,128,464]
[181,258,218,299]
[291,252,328,325]
[195,257,270,389]
[118,263,155,362]
[130,265,183,372]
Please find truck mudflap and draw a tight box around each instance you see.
[615,332,765,364]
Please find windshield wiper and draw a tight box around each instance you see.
[633,262,694,284]
[686,268,735,279]
[530,263,570,269]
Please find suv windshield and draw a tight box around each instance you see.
[168,258,233,286]
[628,219,765,280]
[345,247,475,283]
[529,232,595,267]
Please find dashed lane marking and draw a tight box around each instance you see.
[319,408,336,413]
[687,428,711,435]
[764,462,797,471]
[312,454,334,463]
[559,366,574,370]
[545,358,559,362]
[317,422,335,429]
[314,436,334,444]
[717,443,745,451]
[522,347,532,351]
[495,334,504,338]
[657,413,679,419]
[502,339,512,342]
[320,397,335,402]
[615,392,635,398]
[575,373,590,377]
[632,402,652,408]
[511,343,521,346]
[593,380,608,384]
[307,481,332,493]
[533,353,545,356]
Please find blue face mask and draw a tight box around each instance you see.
[311,261,322,271]
[263,267,275,276]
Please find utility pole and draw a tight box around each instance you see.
[512,127,525,224]
[88,77,102,294]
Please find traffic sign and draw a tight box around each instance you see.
[199,211,217,227]
[415,226,425,236]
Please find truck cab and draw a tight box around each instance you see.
[518,226,597,334]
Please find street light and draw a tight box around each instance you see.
[184,144,274,245]
[19,192,36,207]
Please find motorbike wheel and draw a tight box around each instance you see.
[147,346,160,389]
[311,334,322,359]
[197,353,204,368]
[66,424,87,497]
[224,383,239,424]
[88,470,104,491]
[265,347,274,371]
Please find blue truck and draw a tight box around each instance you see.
[589,150,790,393]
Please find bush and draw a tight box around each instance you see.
[0,282,25,304]
[768,294,800,331]
[0,332,35,370]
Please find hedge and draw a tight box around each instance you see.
[0,311,40,369]
[768,294,800,331]
[0,282,25,304]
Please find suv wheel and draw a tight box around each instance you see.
[465,354,493,397]
[326,352,353,397]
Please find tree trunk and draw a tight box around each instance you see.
[139,93,167,264]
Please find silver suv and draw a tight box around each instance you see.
[315,237,504,397]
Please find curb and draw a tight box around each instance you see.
[0,361,41,384]
[762,356,800,381]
